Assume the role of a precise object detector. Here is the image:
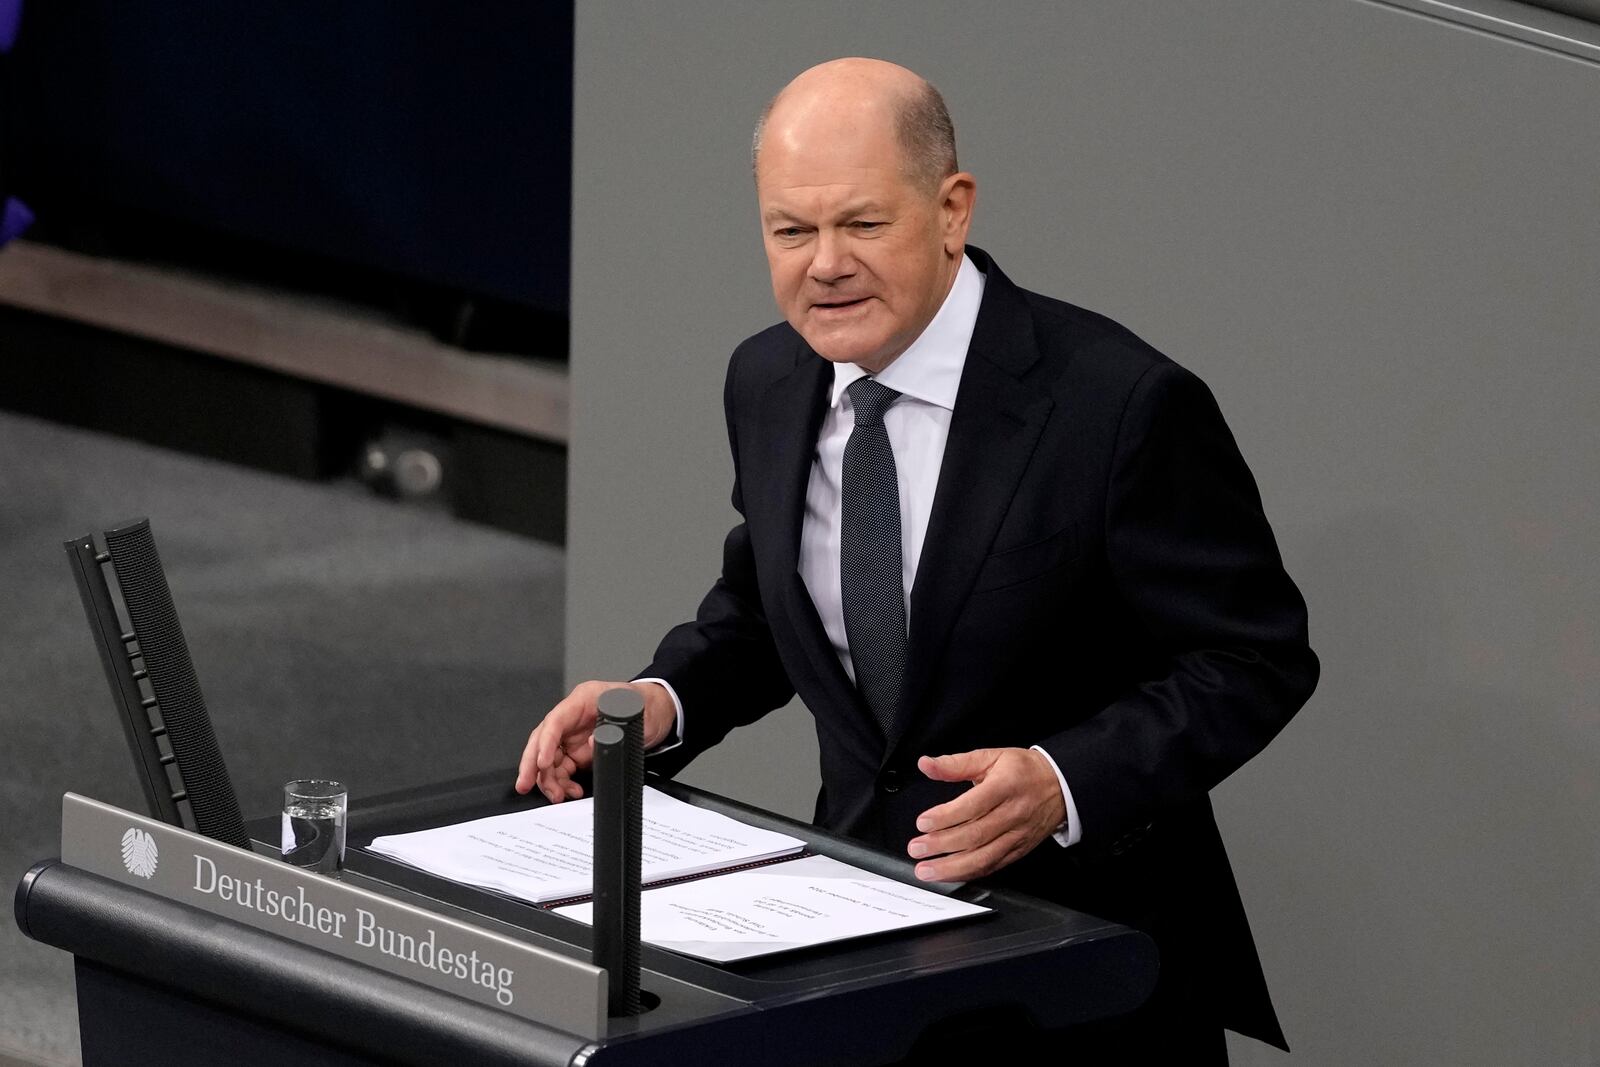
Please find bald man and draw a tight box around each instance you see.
[519,58,1316,1061]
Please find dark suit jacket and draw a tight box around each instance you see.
[643,246,1318,1048]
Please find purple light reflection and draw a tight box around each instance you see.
[0,0,21,54]
[1,198,34,245]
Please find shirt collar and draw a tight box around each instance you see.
[828,253,985,412]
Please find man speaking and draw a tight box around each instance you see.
[517,57,1317,1060]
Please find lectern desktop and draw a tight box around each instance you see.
[18,770,1158,1066]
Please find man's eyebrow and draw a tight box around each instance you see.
[835,201,886,218]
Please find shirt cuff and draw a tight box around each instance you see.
[1029,745,1083,848]
[630,678,684,755]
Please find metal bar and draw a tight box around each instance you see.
[0,240,570,442]
[1365,0,1600,64]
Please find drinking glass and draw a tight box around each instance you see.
[281,779,347,874]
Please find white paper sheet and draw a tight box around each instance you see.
[554,854,991,962]
[366,787,804,904]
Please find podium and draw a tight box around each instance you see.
[16,771,1157,1066]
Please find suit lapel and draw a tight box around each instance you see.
[888,254,1053,757]
[752,344,829,576]
[752,344,882,747]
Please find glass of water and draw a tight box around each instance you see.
[281,779,347,874]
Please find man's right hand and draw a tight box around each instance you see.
[514,680,677,803]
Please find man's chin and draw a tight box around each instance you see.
[797,331,896,371]
[813,348,870,365]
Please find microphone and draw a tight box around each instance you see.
[592,687,646,1015]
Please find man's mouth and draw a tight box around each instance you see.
[813,297,870,312]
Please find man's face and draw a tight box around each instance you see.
[756,111,968,373]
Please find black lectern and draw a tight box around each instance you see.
[18,770,1157,1067]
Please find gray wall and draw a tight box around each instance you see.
[568,2,1600,1062]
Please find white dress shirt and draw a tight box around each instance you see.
[798,257,978,682]
[646,253,1082,848]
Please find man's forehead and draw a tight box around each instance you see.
[768,120,894,164]
[760,192,891,221]
[757,127,908,203]
[763,86,900,159]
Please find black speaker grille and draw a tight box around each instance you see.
[104,521,250,848]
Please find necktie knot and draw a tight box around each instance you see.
[847,377,900,427]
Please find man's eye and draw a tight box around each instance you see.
[853,221,884,231]
[775,227,805,239]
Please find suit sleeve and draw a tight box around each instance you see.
[1038,360,1319,848]
[636,345,797,776]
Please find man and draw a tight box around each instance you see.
[517,58,1317,1059]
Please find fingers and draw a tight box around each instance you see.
[909,787,1048,881]
[516,729,565,798]
[914,827,1031,883]
[514,683,607,799]
[912,750,1002,833]
[914,773,1003,835]
[910,796,1009,857]
[515,727,544,794]
[916,750,995,783]
[909,747,1066,882]
[535,690,598,773]
[515,718,575,795]
[534,752,584,804]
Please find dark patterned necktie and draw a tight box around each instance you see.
[840,377,906,735]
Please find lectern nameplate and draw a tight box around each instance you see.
[60,792,607,1039]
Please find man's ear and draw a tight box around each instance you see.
[939,172,977,255]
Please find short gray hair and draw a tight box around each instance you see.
[751,79,958,192]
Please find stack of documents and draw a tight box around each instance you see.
[553,852,990,962]
[367,786,988,962]
[368,787,805,904]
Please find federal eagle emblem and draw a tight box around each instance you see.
[121,827,159,878]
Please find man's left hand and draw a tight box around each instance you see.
[908,748,1066,882]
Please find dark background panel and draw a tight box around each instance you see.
[8,1,573,349]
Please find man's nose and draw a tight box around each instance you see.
[808,229,855,284]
